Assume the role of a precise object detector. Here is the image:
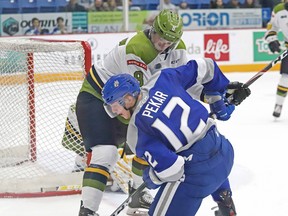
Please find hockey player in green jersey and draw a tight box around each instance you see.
[265,0,288,118]
[73,9,188,216]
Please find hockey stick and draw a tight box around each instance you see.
[225,49,288,104]
[243,49,288,87]
[109,182,146,216]
[210,50,288,118]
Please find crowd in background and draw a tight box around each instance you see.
[65,0,137,11]
[18,0,284,36]
[64,0,282,11]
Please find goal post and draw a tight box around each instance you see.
[0,38,91,198]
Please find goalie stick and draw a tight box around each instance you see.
[109,182,146,216]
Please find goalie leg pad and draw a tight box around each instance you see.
[109,148,133,193]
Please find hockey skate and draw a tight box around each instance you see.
[273,104,283,118]
[79,202,99,216]
[213,190,236,216]
[126,184,153,216]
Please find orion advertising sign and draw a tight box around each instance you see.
[180,9,262,30]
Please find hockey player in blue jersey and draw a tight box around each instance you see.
[102,58,251,216]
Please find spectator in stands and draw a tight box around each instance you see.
[51,17,67,34]
[78,0,93,9]
[226,0,241,8]
[157,0,177,11]
[65,0,87,12]
[89,0,106,11]
[210,0,226,8]
[179,1,190,9]
[241,0,261,7]
[103,0,117,11]
[24,18,42,36]
[116,0,141,11]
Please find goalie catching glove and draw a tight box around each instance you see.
[226,81,251,106]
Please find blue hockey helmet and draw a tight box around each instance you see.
[102,74,140,106]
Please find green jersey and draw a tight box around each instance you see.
[81,30,187,98]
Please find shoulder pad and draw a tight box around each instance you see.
[176,39,186,50]
[126,31,158,64]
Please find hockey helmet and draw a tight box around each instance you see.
[102,74,140,106]
[153,9,183,42]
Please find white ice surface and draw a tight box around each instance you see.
[1,71,288,216]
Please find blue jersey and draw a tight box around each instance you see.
[127,58,230,182]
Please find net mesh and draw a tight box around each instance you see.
[0,38,89,197]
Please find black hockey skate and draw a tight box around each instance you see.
[126,183,153,216]
[79,201,99,216]
[273,104,283,118]
[214,190,236,216]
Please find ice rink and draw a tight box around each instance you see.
[1,70,288,216]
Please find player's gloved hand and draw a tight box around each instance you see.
[143,167,162,189]
[226,81,251,106]
[268,40,281,53]
[266,34,281,53]
[206,92,235,121]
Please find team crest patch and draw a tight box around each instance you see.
[114,80,119,87]
[127,60,147,70]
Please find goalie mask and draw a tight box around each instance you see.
[102,74,140,118]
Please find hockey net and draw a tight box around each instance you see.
[0,38,91,198]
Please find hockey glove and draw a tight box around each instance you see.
[206,92,235,121]
[143,167,163,189]
[226,82,251,106]
[266,34,281,53]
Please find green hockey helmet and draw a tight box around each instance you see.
[153,9,183,42]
